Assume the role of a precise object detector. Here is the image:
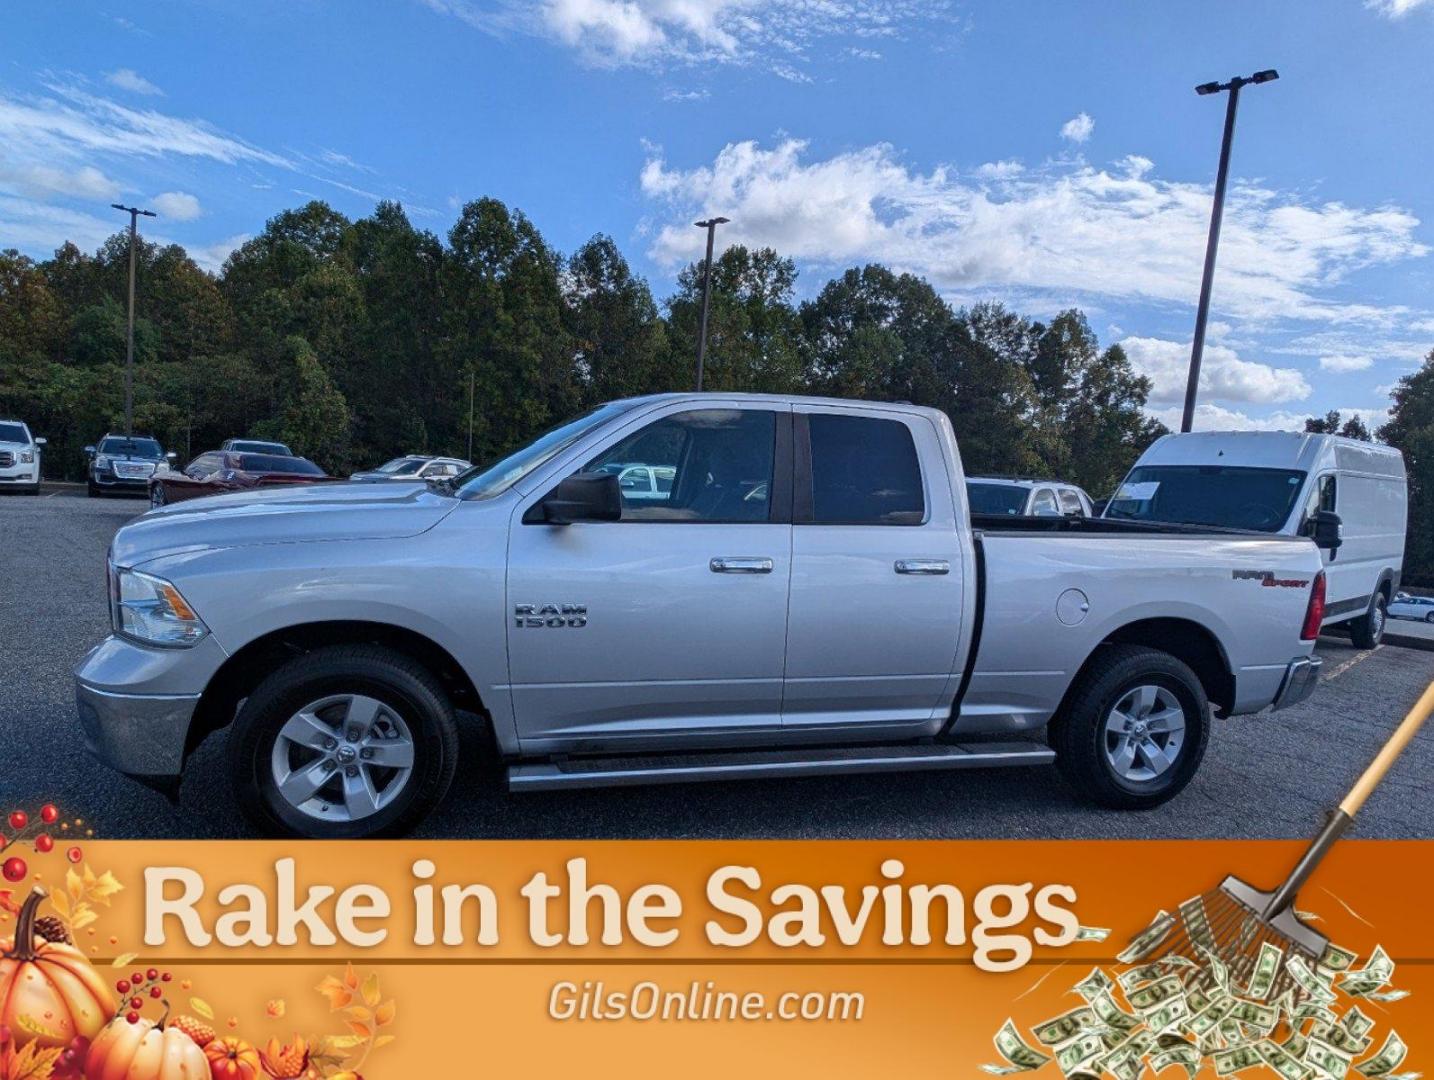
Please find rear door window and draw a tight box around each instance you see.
[1058,489,1086,516]
[1031,488,1059,516]
[804,414,924,525]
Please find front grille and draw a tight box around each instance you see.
[0,452,13,468]
[113,461,155,478]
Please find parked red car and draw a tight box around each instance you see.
[148,450,339,507]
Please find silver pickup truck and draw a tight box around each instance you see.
[75,394,1329,837]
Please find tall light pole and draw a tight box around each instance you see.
[111,203,157,437]
[1180,69,1278,433]
[693,216,728,392]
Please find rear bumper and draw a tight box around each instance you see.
[1272,655,1322,711]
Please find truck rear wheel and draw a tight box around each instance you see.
[1048,644,1209,810]
[1348,591,1387,650]
[226,644,459,838]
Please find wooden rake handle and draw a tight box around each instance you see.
[1339,676,1434,818]
[1266,676,1434,919]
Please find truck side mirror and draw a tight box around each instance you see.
[1311,510,1343,552]
[83,445,96,457]
[34,436,46,446]
[526,472,623,525]
[166,451,178,459]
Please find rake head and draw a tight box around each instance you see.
[1149,876,1328,1004]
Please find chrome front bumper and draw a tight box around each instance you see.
[1272,655,1322,711]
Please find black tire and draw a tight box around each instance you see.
[226,644,459,838]
[24,485,39,496]
[86,482,99,498]
[149,483,166,508]
[1425,611,1434,625]
[1349,591,1387,650]
[1048,644,1210,810]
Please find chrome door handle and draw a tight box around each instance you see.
[895,559,950,575]
[710,556,774,574]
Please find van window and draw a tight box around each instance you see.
[1106,465,1307,532]
[1058,490,1086,517]
[1031,488,1059,516]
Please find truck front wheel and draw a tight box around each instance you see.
[1048,645,1210,810]
[226,644,459,838]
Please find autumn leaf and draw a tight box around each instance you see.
[373,1034,396,1049]
[70,908,97,931]
[322,1035,365,1052]
[315,975,353,1011]
[374,999,395,1027]
[360,972,381,1008]
[266,999,286,1019]
[65,869,83,904]
[46,891,69,920]
[344,1020,371,1040]
[342,962,359,990]
[3,1041,64,1080]
[342,1006,371,1025]
[111,952,138,968]
[190,997,215,1020]
[86,869,124,905]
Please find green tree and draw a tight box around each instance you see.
[253,337,351,469]
[1379,352,1434,582]
[1306,410,1373,441]
[0,250,64,363]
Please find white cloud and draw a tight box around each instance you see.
[187,233,249,273]
[1319,354,1374,372]
[151,191,202,221]
[638,138,1428,326]
[105,69,163,96]
[1060,112,1094,144]
[420,0,949,73]
[974,159,1022,179]
[1147,402,1390,434]
[1120,336,1311,405]
[0,161,119,200]
[1366,0,1431,16]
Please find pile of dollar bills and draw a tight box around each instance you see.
[983,901,1414,1080]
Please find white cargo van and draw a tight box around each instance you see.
[1106,431,1406,647]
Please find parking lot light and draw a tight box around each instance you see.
[110,203,157,438]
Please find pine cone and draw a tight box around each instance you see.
[33,915,70,944]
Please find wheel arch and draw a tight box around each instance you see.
[187,620,488,761]
[1063,617,1235,719]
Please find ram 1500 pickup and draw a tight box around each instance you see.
[75,394,1329,837]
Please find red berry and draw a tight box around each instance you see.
[126,1012,139,1025]
[161,972,172,982]
[150,986,162,999]
[66,846,82,864]
[8,811,27,831]
[129,997,143,1010]
[35,834,54,853]
[131,972,143,985]
[146,968,159,981]
[116,980,130,994]
[40,805,58,824]
[1,857,26,882]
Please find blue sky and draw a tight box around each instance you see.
[6,0,1434,430]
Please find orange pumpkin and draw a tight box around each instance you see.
[204,1036,261,1080]
[85,1015,208,1080]
[0,887,115,1050]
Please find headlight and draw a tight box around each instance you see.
[94,454,112,470]
[20,450,34,463]
[112,567,209,647]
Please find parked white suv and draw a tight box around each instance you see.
[966,476,1095,518]
[0,420,45,495]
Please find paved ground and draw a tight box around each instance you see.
[2,490,1431,839]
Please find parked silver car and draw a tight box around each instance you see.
[1388,593,1434,623]
[350,455,472,482]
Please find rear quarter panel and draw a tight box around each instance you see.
[955,533,1322,734]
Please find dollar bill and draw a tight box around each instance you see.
[1128,975,1185,1014]
[1200,945,1232,993]
[1119,963,1170,992]
[1186,985,1212,1015]
[1146,997,1191,1034]
[1319,943,1358,973]
[1034,1007,1099,1047]
[1342,1007,1375,1040]
[1230,999,1279,1033]
[1258,1039,1312,1080]
[1307,1037,1354,1080]
[1188,997,1237,1039]
[1151,1044,1200,1078]
[1118,911,1176,964]
[1056,1033,1107,1075]
[1340,946,1395,997]
[1076,925,1112,942]
[1246,941,1284,1001]
[984,1019,1053,1074]
[1362,989,1409,1003]
[1214,1044,1264,1076]
[1179,895,1217,952]
[1288,955,1339,1005]
[1355,1032,1407,1078]
[1284,1031,1310,1060]
[1074,967,1115,1002]
[1091,991,1141,1034]
[1312,1021,1373,1056]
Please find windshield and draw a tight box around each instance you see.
[0,423,29,444]
[1105,465,1307,532]
[966,482,1029,516]
[376,458,425,475]
[238,454,324,475]
[453,401,639,500]
[230,440,291,455]
[99,437,162,459]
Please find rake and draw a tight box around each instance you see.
[1142,677,1434,1003]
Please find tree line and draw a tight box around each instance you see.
[4,195,1434,582]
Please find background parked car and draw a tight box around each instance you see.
[85,434,175,497]
[965,476,1095,517]
[349,455,471,482]
[220,438,294,456]
[0,419,46,495]
[1389,593,1434,623]
[149,450,338,506]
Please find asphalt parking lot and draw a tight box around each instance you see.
[2,489,1431,840]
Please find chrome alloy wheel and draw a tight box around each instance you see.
[1101,684,1186,783]
[269,694,415,822]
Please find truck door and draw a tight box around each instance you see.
[782,407,966,731]
[505,403,794,749]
